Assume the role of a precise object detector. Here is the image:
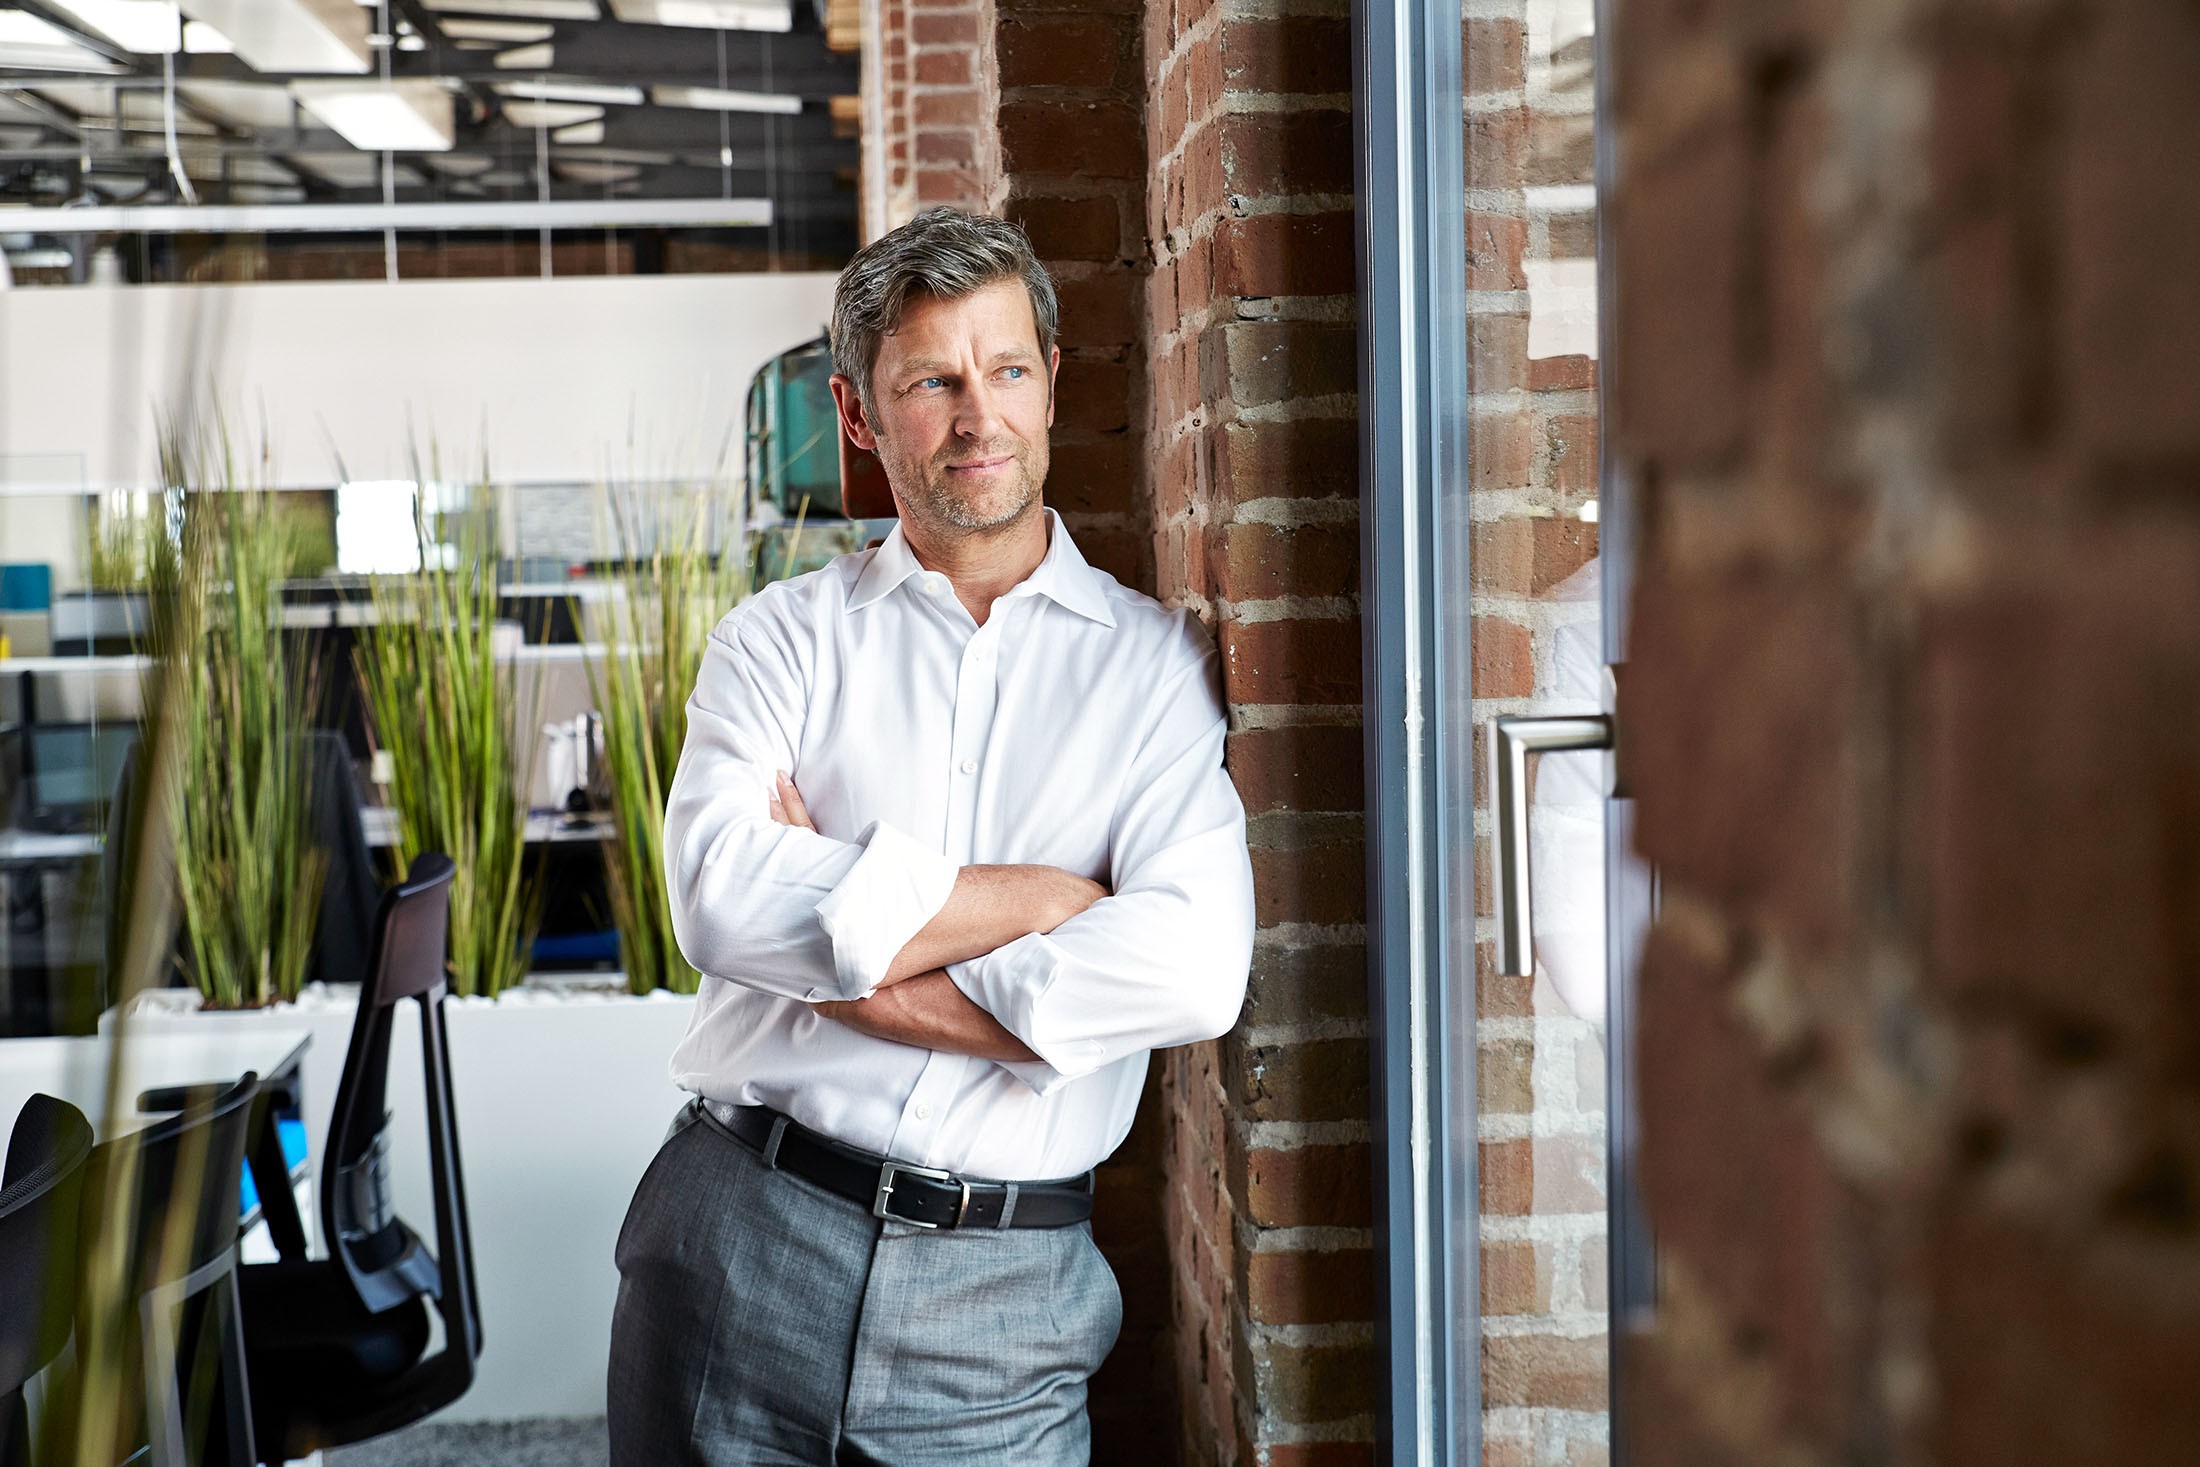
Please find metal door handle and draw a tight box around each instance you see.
[1487,713,1615,979]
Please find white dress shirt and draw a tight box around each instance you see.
[662,508,1255,1180]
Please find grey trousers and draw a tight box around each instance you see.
[607,1100,1123,1466]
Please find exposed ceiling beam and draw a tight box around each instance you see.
[0,195,777,232]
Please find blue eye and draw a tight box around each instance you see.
[918,376,946,389]
[1002,366,1026,380]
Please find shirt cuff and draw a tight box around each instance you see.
[948,936,1108,1092]
[812,820,959,1000]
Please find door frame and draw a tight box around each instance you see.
[1353,0,1474,1457]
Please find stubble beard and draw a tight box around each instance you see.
[892,436,1048,535]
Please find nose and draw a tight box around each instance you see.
[955,377,1005,443]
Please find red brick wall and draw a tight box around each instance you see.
[1144,0,1371,1461]
[867,0,997,230]
[1610,0,2200,1462]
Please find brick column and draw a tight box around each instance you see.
[1145,0,1371,1461]
[1609,0,2200,1463]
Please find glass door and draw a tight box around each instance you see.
[1357,0,1632,1459]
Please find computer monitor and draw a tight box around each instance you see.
[19,723,138,834]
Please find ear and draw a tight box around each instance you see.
[1044,344,1061,430]
[829,373,879,453]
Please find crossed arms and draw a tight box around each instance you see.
[661,607,1256,1094]
[766,772,1088,1064]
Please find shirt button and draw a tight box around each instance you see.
[924,575,948,595]
[959,758,978,775]
[915,1104,932,1120]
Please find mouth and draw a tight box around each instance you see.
[944,454,1016,474]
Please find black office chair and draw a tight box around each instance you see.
[238,852,482,1464]
[0,1095,94,1467]
[76,1073,262,1467]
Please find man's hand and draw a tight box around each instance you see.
[814,974,1039,1064]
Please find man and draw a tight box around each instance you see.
[608,207,1255,1463]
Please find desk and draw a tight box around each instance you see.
[357,807,614,849]
[0,1025,310,1141]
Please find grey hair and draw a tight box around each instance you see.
[829,207,1059,416]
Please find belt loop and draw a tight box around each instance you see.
[996,1182,1018,1229]
[762,1114,789,1170]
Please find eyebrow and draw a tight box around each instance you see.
[896,348,1041,377]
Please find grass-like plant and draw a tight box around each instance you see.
[147,420,327,1008]
[586,482,752,994]
[356,476,539,998]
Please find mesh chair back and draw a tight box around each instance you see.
[319,853,481,1382]
[0,1094,94,1392]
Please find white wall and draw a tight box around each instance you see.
[0,273,838,492]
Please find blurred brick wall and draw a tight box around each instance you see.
[1609,0,2200,1462]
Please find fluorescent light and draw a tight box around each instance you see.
[652,83,802,116]
[289,150,422,187]
[5,248,73,269]
[178,80,296,130]
[501,99,602,128]
[608,0,790,31]
[421,0,599,17]
[181,0,371,73]
[181,19,232,51]
[293,79,456,151]
[0,10,124,70]
[496,80,643,106]
[490,42,553,67]
[434,17,553,41]
[550,119,605,144]
[49,0,182,55]
[554,159,636,184]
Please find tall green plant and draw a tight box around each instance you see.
[587,483,752,994]
[149,421,326,1007]
[356,478,539,998]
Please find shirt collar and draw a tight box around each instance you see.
[845,508,1116,628]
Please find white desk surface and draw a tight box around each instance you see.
[0,1025,310,1141]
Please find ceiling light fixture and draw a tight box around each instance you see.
[47,0,182,55]
[0,10,124,70]
[420,0,600,18]
[651,83,802,116]
[181,0,371,73]
[434,17,554,42]
[181,19,233,51]
[291,79,457,151]
[495,79,644,106]
[607,0,791,31]
[501,99,602,128]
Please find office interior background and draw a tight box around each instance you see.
[2,0,2196,1463]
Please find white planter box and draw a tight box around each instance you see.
[106,979,696,1423]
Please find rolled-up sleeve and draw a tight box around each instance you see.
[948,641,1254,1093]
[664,603,959,1002]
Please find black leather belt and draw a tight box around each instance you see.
[703,1102,1095,1231]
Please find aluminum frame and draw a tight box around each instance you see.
[1354,0,1472,1455]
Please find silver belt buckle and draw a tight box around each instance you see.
[872,1160,958,1229]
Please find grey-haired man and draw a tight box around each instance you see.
[606,207,1255,1462]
